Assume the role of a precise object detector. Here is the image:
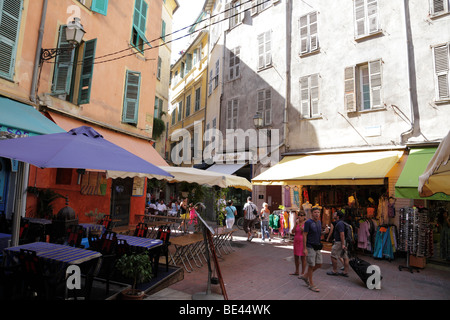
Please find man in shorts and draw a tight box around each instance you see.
[300,206,326,292]
[327,211,350,277]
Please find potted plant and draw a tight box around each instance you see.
[27,187,65,219]
[115,252,153,300]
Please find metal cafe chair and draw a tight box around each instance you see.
[17,249,65,299]
[97,215,112,230]
[133,222,148,238]
[155,226,172,274]
[64,225,85,248]
[95,231,118,295]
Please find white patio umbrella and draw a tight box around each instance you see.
[418,130,450,197]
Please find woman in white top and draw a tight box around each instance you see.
[260,202,272,241]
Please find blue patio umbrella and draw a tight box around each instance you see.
[0,126,172,247]
[0,126,172,177]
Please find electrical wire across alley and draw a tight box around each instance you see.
[43,0,272,66]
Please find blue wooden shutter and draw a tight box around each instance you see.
[91,0,108,16]
[78,39,97,104]
[0,0,22,80]
[123,71,141,124]
[52,25,75,95]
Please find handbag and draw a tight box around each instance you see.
[312,243,323,251]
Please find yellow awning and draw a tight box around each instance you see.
[252,150,404,186]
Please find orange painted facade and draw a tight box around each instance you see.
[2,0,174,226]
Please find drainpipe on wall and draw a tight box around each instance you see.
[400,0,420,144]
[11,0,48,247]
[283,0,291,152]
[30,0,48,104]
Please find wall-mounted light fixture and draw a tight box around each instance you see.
[40,17,86,63]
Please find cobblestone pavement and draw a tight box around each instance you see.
[148,227,450,300]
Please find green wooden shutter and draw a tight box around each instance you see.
[91,0,108,16]
[132,0,148,51]
[134,0,147,33]
[123,71,141,124]
[161,20,166,41]
[52,25,75,95]
[157,56,162,80]
[78,39,97,104]
[0,0,22,80]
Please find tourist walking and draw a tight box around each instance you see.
[243,197,258,242]
[291,211,306,277]
[225,200,237,229]
[179,197,189,232]
[260,203,271,242]
[301,206,327,292]
[327,210,350,277]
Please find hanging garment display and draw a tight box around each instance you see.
[284,186,291,207]
[357,219,372,251]
[388,197,396,218]
[373,225,397,260]
[302,187,309,203]
[322,207,331,227]
[293,187,300,207]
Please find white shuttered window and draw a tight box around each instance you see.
[431,0,449,15]
[300,74,319,118]
[344,59,382,112]
[227,99,239,129]
[257,31,272,70]
[354,0,379,39]
[257,88,272,125]
[229,47,240,81]
[299,11,319,55]
[433,44,450,100]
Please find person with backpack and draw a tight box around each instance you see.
[327,211,350,277]
[243,197,258,242]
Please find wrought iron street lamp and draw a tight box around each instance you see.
[40,17,86,62]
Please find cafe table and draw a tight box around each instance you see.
[116,234,162,252]
[2,242,103,299]
[3,241,102,267]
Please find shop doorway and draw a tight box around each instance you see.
[110,178,132,227]
[266,185,282,213]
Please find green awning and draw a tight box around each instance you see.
[0,96,65,136]
[395,148,450,200]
